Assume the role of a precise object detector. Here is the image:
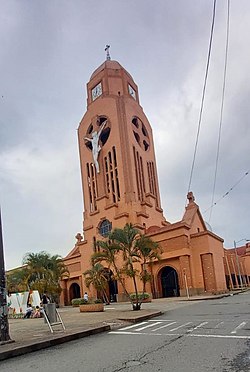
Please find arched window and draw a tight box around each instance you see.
[99,219,112,237]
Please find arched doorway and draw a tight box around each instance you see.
[69,283,81,302]
[103,269,118,303]
[159,266,179,297]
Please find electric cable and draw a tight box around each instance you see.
[187,0,217,196]
[208,0,230,222]
[203,170,249,214]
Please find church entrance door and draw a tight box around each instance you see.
[103,269,118,303]
[69,283,81,302]
[160,266,179,297]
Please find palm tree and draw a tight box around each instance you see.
[83,263,109,303]
[91,240,131,304]
[93,223,162,310]
[6,267,29,293]
[136,235,162,296]
[109,223,142,310]
[22,251,69,302]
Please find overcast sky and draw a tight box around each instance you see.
[1,0,249,270]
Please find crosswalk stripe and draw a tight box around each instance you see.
[148,319,176,322]
[152,321,177,332]
[115,319,249,336]
[214,321,224,328]
[231,322,247,334]
[135,322,163,331]
[187,322,208,333]
[169,322,192,332]
[119,321,148,331]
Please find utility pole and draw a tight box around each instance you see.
[0,208,12,344]
[234,239,250,289]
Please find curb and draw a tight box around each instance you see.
[178,292,244,302]
[118,311,163,323]
[185,294,231,301]
[0,325,110,362]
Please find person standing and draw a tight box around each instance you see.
[41,293,50,306]
[83,292,88,302]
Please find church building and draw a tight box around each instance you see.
[61,56,228,305]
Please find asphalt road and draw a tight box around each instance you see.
[1,292,250,372]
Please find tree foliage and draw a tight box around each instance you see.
[83,263,109,304]
[136,235,162,294]
[6,267,29,293]
[7,251,69,302]
[22,251,69,302]
[93,223,161,310]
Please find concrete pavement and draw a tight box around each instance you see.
[0,292,240,361]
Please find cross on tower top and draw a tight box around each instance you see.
[105,45,111,61]
[187,191,195,204]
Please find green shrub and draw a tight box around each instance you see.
[94,299,103,304]
[71,298,82,306]
[79,298,89,305]
[75,298,103,305]
[129,292,150,301]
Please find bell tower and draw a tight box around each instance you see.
[78,58,167,244]
[62,53,228,306]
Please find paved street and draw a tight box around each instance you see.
[112,293,250,340]
[1,292,250,371]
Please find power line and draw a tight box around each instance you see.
[209,0,230,223]
[203,170,249,214]
[187,0,217,195]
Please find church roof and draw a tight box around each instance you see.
[225,244,250,256]
[90,60,133,80]
[182,192,206,230]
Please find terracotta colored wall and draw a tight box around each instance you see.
[61,61,230,304]
[200,253,216,292]
[190,234,227,293]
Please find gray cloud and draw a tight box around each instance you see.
[1,0,249,269]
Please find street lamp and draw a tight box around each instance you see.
[0,208,12,344]
[233,239,250,289]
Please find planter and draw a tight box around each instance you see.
[141,298,152,303]
[129,293,151,304]
[79,303,104,312]
[133,297,152,304]
[132,298,152,304]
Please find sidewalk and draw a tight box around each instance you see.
[0,292,241,361]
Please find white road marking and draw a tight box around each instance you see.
[169,322,192,332]
[109,331,250,340]
[148,319,176,322]
[109,331,177,336]
[189,333,250,340]
[214,321,224,328]
[135,322,163,331]
[187,322,208,333]
[231,322,247,334]
[104,307,116,310]
[119,322,148,331]
[112,319,250,340]
[152,321,177,332]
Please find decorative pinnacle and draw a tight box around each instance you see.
[105,45,111,61]
[187,191,195,204]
